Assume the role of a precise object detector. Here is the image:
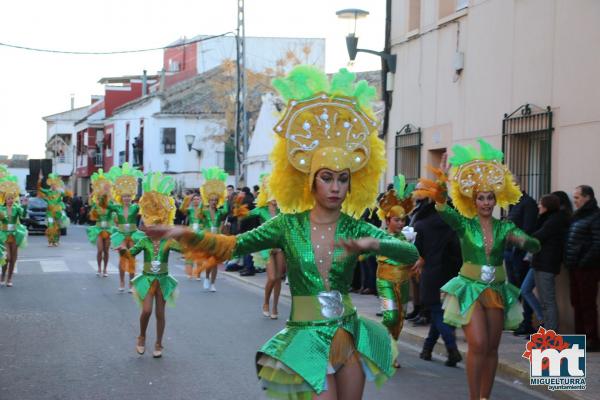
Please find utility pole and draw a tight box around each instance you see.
[235,0,248,186]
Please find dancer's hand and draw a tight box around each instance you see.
[507,233,525,248]
[142,225,189,241]
[337,237,379,255]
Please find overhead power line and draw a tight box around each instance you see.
[0,32,235,55]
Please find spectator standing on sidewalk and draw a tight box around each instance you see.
[412,189,462,367]
[525,194,570,332]
[565,185,600,351]
[505,189,539,336]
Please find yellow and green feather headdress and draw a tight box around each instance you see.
[377,174,415,220]
[107,162,143,203]
[448,139,521,218]
[139,172,176,225]
[269,65,386,217]
[201,167,228,206]
[0,175,20,205]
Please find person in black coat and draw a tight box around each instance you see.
[412,195,463,366]
[527,194,570,331]
[565,185,600,351]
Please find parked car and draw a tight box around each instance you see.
[22,197,67,235]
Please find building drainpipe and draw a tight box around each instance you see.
[142,70,147,95]
[381,0,392,140]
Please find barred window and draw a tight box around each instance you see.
[502,104,553,201]
[161,128,176,154]
[395,124,422,184]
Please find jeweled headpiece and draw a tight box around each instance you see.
[139,172,175,225]
[200,167,228,206]
[107,162,143,203]
[0,175,20,205]
[269,66,386,217]
[449,139,521,218]
[90,169,112,204]
[46,173,64,190]
[377,175,415,220]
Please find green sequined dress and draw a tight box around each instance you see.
[127,235,181,306]
[86,203,115,245]
[38,188,69,244]
[109,204,144,248]
[0,204,28,248]
[180,211,419,398]
[186,206,205,233]
[436,203,540,329]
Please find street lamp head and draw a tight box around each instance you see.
[185,134,195,152]
[335,8,369,20]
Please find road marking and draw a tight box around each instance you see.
[88,261,119,274]
[40,260,69,273]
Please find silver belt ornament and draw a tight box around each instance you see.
[100,221,108,228]
[317,290,345,319]
[192,223,200,232]
[481,265,496,284]
[210,227,218,234]
[123,223,131,232]
[150,260,161,273]
[6,224,15,232]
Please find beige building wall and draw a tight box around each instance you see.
[387,0,600,333]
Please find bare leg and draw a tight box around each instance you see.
[334,356,366,400]
[271,251,286,316]
[6,241,17,283]
[462,302,489,400]
[154,287,166,347]
[209,266,218,284]
[128,272,135,289]
[263,256,276,312]
[313,375,338,400]
[480,308,504,399]
[139,290,154,338]
[96,237,103,274]
[102,237,110,274]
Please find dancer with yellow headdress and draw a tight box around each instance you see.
[414,139,540,400]
[38,173,69,247]
[121,172,181,358]
[144,66,419,399]
[198,167,229,292]
[0,173,27,287]
[374,174,416,368]
[179,192,204,279]
[87,169,115,277]
[107,163,144,291]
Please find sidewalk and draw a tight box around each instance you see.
[222,269,598,400]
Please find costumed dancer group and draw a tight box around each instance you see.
[1,65,543,400]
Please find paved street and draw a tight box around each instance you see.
[0,226,553,399]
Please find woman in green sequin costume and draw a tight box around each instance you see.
[108,163,144,292]
[415,140,540,400]
[38,173,68,247]
[87,170,115,277]
[145,67,420,399]
[250,173,285,319]
[374,175,417,368]
[121,172,180,358]
[180,193,204,279]
[198,167,229,292]
[0,175,28,287]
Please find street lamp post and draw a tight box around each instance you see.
[336,8,396,73]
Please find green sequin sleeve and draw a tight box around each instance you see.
[233,214,283,257]
[435,203,467,234]
[504,221,541,253]
[357,221,419,265]
[167,239,182,253]
[128,238,147,256]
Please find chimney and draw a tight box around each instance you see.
[70,94,75,110]
[159,68,166,92]
[142,70,148,95]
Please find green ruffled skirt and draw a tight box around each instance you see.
[0,224,28,248]
[131,272,178,307]
[256,311,396,399]
[86,225,114,245]
[441,275,523,329]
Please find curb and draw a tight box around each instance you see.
[223,271,578,400]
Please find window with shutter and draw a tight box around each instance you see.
[161,128,176,154]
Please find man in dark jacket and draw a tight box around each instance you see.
[238,187,258,276]
[506,191,539,336]
[565,185,600,351]
[412,194,462,366]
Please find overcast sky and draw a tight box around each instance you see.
[0,0,385,159]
